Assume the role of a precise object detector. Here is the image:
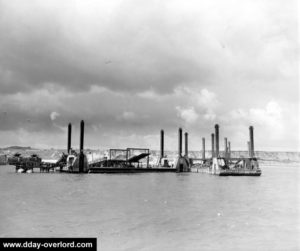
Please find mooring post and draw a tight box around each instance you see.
[184,132,188,157]
[215,124,219,157]
[202,137,205,160]
[79,120,85,173]
[67,123,72,154]
[178,128,182,157]
[160,129,164,159]
[249,126,254,158]
[211,133,215,158]
[224,137,228,158]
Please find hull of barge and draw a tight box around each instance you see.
[88,167,177,173]
[218,171,261,176]
[195,168,261,176]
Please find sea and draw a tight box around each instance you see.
[0,163,299,251]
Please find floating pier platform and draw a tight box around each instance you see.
[8,120,261,176]
[191,125,261,176]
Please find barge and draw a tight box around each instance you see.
[196,157,261,176]
[63,148,177,173]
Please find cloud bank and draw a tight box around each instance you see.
[0,0,298,151]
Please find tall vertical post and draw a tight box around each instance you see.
[249,126,254,158]
[224,137,228,158]
[228,141,231,158]
[184,132,188,157]
[202,137,205,159]
[178,128,182,157]
[211,133,215,158]
[247,141,251,157]
[215,124,219,157]
[80,120,84,153]
[79,120,85,173]
[160,130,164,159]
[67,123,72,154]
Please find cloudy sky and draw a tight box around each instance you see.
[0,0,298,151]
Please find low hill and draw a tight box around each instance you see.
[1,146,32,150]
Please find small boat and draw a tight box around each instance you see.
[26,169,33,173]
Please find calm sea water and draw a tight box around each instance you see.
[0,164,299,251]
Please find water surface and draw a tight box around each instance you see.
[0,164,299,250]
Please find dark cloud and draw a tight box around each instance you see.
[0,0,218,95]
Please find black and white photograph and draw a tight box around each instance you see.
[0,0,299,250]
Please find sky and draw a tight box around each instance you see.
[0,0,299,152]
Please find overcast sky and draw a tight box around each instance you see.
[0,0,298,151]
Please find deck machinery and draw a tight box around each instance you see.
[8,152,67,173]
[88,148,157,173]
